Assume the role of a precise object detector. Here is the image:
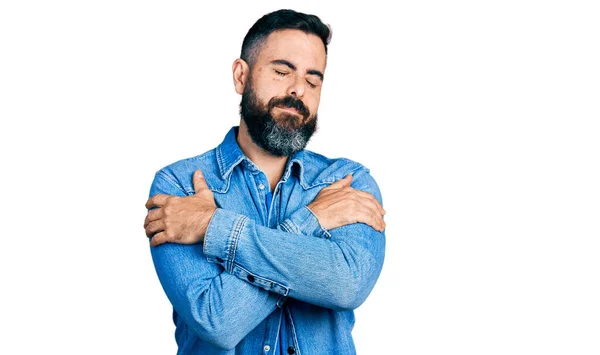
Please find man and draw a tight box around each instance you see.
[144,9,386,354]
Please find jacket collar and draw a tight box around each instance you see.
[215,126,308,187]
[215,127,247,180]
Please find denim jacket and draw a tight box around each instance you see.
[149,127,386,354]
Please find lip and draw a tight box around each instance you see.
[274,106,301,116]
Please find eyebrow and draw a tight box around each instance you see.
[270,59,324,81]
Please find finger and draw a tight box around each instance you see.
[145,220,166,237]
[146,194,170,209]
[326,174,353,190]
[349,192,385,218]
[374,208,386,232]
[355,190,385,215]
[193,169,210,194]
[146,208,163,225]
[349,188,384,215]
[372,204,386,231]
[370,212,385,232]
[358,204,385,232]
[375,210,385,232]
[150,232,167,247]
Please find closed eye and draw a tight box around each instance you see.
[306,80,317,88]
[275,70,288,76]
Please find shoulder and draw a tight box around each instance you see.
[152,148,221,196]
[299,150,378,192]
[300,150,365,182]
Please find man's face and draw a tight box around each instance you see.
[240,29,327,157]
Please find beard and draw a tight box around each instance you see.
[240,81,318,157]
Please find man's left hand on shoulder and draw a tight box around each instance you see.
[307,173,386,232]
[144,170,216,247]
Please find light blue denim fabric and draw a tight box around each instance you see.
[149,127,386,354]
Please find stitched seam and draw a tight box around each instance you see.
[203,209,216,259]
[280,220,294,234]
[226,215,242,272]
[156,170,186,194]
[234,264,287,288]
[305,206,330,238]
[233,264,289,295]
[273,309,283,349]
[229,216,247,273]
[216,146,225,178]
[288,309,302,355]
[304,167,368,189]
[279,221,290,233]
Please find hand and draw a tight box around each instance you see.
[144,169,217,246]
[307,174,386,232]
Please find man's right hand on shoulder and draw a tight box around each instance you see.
[144,170,217,246]
[307,174,386,232]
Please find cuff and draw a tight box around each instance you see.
[279,206,331,239]
[203,208,248,272]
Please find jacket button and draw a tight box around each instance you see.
[287,346,295,354]
[247,274,255,282]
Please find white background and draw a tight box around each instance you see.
[1,1,599,354]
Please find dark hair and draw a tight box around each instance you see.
[240,9,332,67]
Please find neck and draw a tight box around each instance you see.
[237,121,288,191]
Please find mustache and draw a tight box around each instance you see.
[267,96,310,120]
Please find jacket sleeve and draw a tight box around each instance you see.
[203,168,386,311]
[148,171,280,350]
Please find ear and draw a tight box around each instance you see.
[232,58,250,95]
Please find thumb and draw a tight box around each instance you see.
[193,169,209,193]
[328,173,353,189]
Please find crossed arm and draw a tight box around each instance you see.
[145,169,386,349]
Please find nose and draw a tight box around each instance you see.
[286,75,305,98]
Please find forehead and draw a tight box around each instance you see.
[254,29,327,71]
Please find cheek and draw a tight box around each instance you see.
[307,95,321,114]
[252,86,276,105]
[251,70,281,97]
[256,80,286,101]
